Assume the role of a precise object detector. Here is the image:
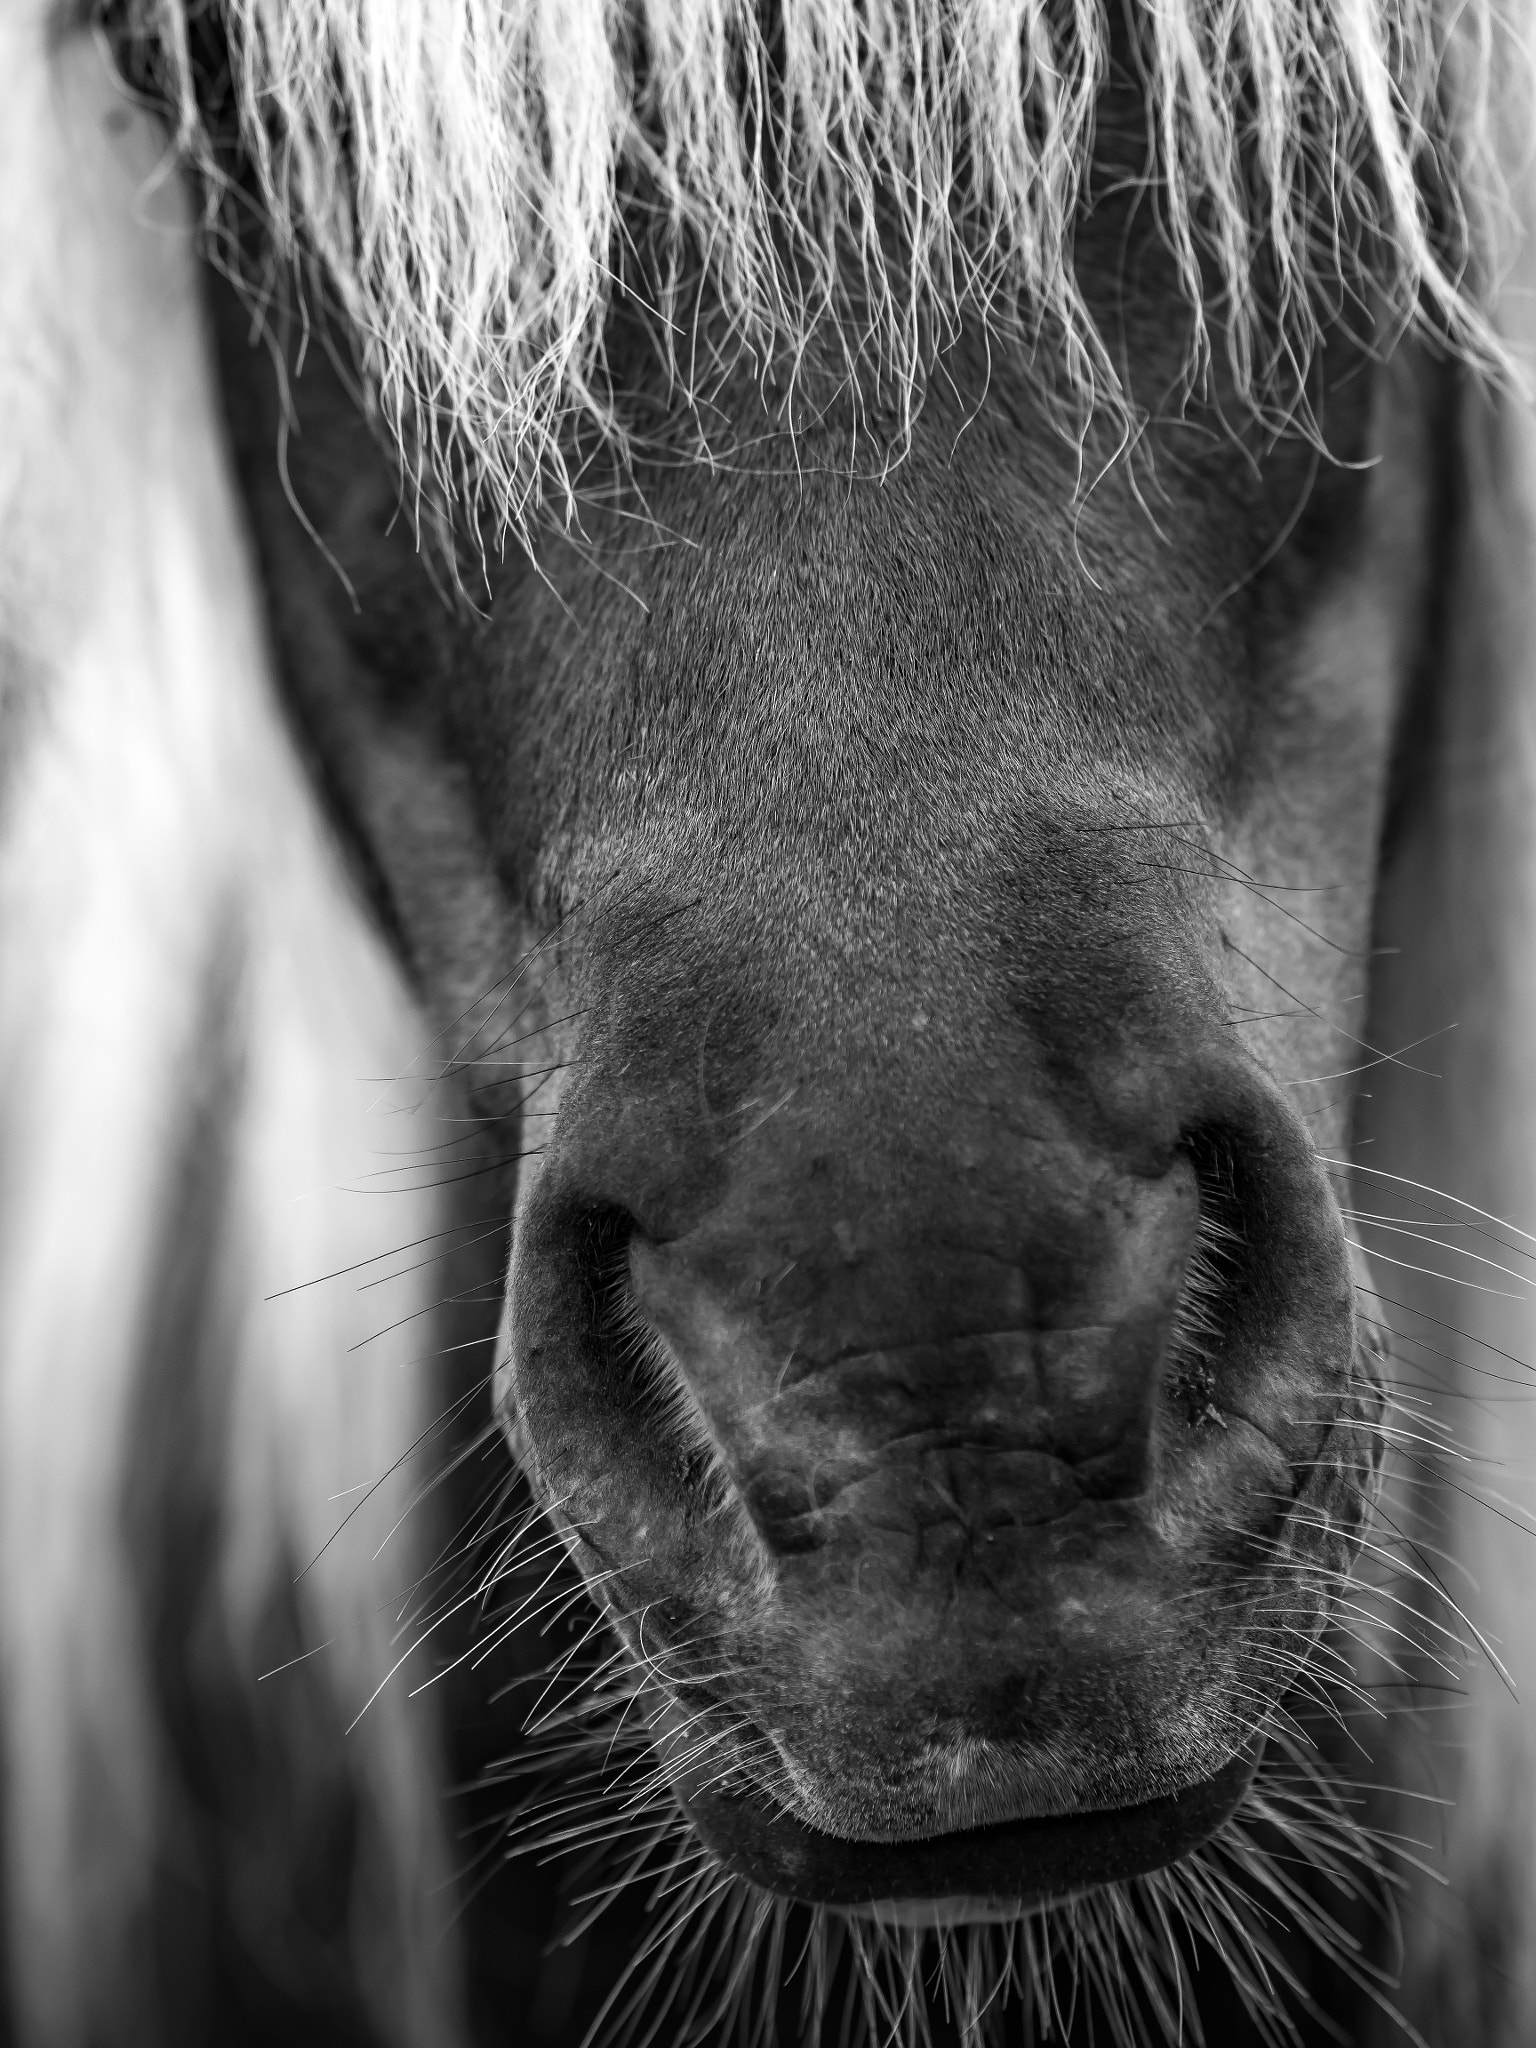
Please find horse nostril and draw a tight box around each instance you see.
[1159,1084,1356,1480]
[1169,1128,1249,1426]
[575,1202,635,1318]
[576,1203,654,1383]
[575,1206,727,1503]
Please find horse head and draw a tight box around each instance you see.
[229,259,1431,1918]
[5,2,1535,2040]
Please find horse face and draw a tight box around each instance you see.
[237,303,1441,1907]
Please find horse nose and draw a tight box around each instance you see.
[500,1031,1343,1557]
[499,1021,1358,1847]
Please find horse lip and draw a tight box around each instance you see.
[671,1738,1263,1909]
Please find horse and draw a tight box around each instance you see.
[4,0,1536,2041]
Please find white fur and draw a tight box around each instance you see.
[127,0,1526,538]
[0,23,459,2044]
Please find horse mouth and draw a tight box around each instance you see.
[671,1738,1264,1909]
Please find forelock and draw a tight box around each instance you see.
[124,0,1528,542]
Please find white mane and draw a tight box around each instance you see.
[129,0,1526,539]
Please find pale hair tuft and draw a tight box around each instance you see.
[126,0,1527,539]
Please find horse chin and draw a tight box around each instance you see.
[669,1737,1264,1911]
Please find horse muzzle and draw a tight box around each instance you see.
[493,958,1371,1903]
